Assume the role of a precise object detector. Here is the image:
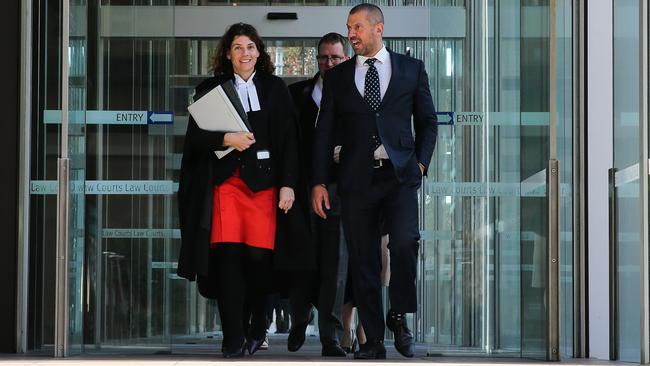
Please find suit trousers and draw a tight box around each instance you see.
[341,165,420,342]
[289,213,348,346]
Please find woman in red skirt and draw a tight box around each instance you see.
[177,23,299,358]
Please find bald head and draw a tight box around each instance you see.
[349,3,384,25]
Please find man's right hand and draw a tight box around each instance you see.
[223,132,255,151]
[311,185,330,219]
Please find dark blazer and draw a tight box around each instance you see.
[312,51,437,194]
[289,74,344,211]
[289,73,320,175]
[288,73,341,185]
[177,72,310,294]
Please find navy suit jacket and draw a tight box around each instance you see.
[312,50,437,194]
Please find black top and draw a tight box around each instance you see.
[189,73,298,192]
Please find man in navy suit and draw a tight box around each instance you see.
[311,3,437,359]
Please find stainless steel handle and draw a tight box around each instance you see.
[608,167,618,361]
[547,159,560,361]
[54,158,70,357]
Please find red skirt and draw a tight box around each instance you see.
[210,170,277,250]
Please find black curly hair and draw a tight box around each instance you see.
[210,23,275,78]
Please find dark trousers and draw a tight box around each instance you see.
[266,293,290,332]
[341,167,420,342]
[289,213,348,346]
[314,214,348,344]
[214,243,272,351]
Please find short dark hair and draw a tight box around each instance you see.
[210,23,275,77]
[317,32,348,54]
[349,3,384,25]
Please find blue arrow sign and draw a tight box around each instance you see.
[436,112,455,125]
[148,111,174,124]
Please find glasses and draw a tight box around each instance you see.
[317,55,344,64]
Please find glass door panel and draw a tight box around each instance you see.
[86,37,176,351]
[519,0,550,359]
[612,0,641,362]
[82,4,176,352]
[67,1,88,354]
[423,1,572,359]
[28,0,88,354]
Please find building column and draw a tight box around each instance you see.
[0,0,21,354]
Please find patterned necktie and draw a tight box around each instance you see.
[364,58,381,110]
[364,58,382,149]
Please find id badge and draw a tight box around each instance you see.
[257,150,270,160]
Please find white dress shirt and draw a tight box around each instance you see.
[355,46,391,100]
[311,76,324,106]
[355,46,391,159]
[234,72,261,112]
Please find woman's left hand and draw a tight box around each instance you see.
[278,187,295,214]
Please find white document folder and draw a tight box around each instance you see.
[188,83,250,159]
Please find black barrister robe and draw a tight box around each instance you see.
[177,72,313,299]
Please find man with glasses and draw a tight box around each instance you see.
[286,32,349,357]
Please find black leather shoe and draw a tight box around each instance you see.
[246,336,266,355]
[222,343,246,358]
[386,310,415,358]
[287,311,314,352]
[321,343,347,357]
[353,340,386,359]
[287,327,306,352]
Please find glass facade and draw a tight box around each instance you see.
[26,0,574,358]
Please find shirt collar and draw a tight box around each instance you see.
[356,45,389,67]
[234,71,256,86]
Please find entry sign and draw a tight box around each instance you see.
[89,110,147,124]
[43,110,174,125]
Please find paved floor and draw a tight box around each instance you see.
[0,335,632,365]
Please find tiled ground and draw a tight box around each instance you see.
[0,335,632,366]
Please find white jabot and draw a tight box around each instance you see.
[311,76,324,106]
[355,46,391,160]
[234,72,261,112]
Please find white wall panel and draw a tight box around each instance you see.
[587,0,613,360]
